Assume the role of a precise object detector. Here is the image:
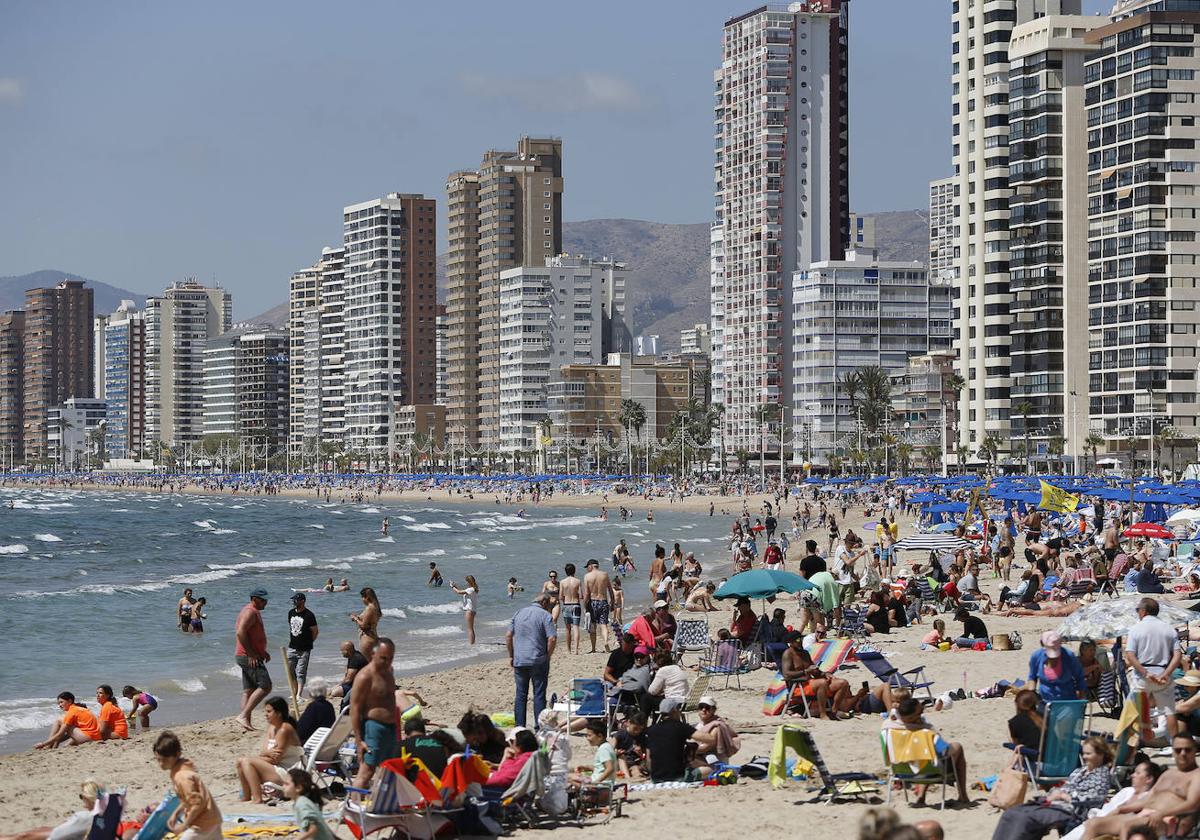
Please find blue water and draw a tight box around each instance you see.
[0,487,724,751]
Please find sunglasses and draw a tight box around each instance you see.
[1175,747,1196,753]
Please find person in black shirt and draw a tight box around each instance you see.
[798,539,826,579]
[612,711,649,778]
[400,718,457,777]
[953,607,989,648]
[295,676,336,744]
[644,697,707,782]
[286,593,319,696]
[1007,689,1044,753]
[604,634,637,692]
[331,640,369,703]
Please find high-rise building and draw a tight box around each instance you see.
[288,264,320,455]
[847,212,876,250]
[316,246,346,444]
[1008,15,1101,471]
[202,326,289,446]
[791,250,952,459]
[446,138,564,448]
[929,177,959,283]
[1084,1,1200,458]
[0,311,24,465]
[496,256,628,452]
[680,323,713,357]
[145,280,233,448]
[47,398,106,470]
[950,0,1079,457]
[23,280,95,462]
[98,301,146,459]
[712,2,850,458]
[435,304,448,407]
[341,193,437,456]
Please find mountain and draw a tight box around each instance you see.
[244,300,288,328]
[0,270,147,316]
[248,209,932,347]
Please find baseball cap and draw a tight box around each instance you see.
[585,558,599,567]
[697,695,717,709]
[653,599,668,609]
[290,592,306,602]
[659,697,683,714]
[1040,630,1063,658]
[250,587,269,600]
[783,630,803,644]
[634,645,652,656]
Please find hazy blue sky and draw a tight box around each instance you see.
[0,0,1111,315]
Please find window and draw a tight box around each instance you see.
[543,191,551,197]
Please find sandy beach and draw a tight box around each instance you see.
[0,487,1145,837]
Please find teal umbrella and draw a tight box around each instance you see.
[714,569,815,600]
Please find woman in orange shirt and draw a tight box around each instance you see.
[34,691,101,748]
[95,684,128,740]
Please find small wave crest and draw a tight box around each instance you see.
[403,522,453,533]
[208,558,312,571]
[407,603,458,615]
[382,607,408,619]
[408,625,459,637]
[0,544,29,554]
[34,533,62,542]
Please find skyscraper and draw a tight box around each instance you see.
[928,177,959,284]
[145,280,233,448]
[950,0,1079,458]
[99,301,146,459]
[23,280,95,462]
[202,326,289,447]
[0,311,25,465]
[445,138,564,448]
[435,304,448,407]
[288,263,320,455]
[317,246,346,444]
[712,2,850,458]
[341,193,437,456]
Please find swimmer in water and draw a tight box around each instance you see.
[507,577,524,598]
[331,578,350,592]
[647,510,654,523]
[428,562,444,587]
[322,577,335,592]
[517,509,526,518]
[381,517,390,536]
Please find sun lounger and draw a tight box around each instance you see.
[300,708,355,791]
[768,725,877,802]
[680,673,712,718]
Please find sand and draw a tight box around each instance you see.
[0,490,1143,837]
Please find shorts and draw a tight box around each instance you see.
[1130,673,1177,715]
[588,599,611,626]
[190,619,204,632]
[797,590,820,610]
[235,655,272,692]
[361,719,398,767]
[563,604,582,626]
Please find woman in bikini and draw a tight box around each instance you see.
[350,587,381,657]
[541,570,561,625]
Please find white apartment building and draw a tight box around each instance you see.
[316,246,346,444]
[202,326,290,445]
[435,308,448,407]
[680,323,712,357]
[951,0,1078,457]
[712,2,850,457]
[791,250,953,459]
[496,256,628,452]
[929,177,959,283]
[145,280,232,447]
[288,264,319,455]
[97,301,146,459]
[48,397,106,470]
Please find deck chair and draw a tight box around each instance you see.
[554,678,613,736]
[1015,699,1087,789]
[496,749,552,830]
[343,755,450,840]
[699,638,751,689]
[809,639,857,673]
[301,708,355,791]
[836,605,868,638]
[673,617,711,663]
[910,576,940,613]
[857,649,935,699]
[87,790,125,840]
[881,728,954,810]
[680,673,712,717]
[768,725,877,802]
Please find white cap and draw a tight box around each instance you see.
[697,695,717,709]
[653,599,668,609]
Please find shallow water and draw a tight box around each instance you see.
[0,487,726,751]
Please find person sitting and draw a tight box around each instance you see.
[235,697,303,804]
[612,712,648,779]
[643,697,710,782]
[953,607,989,648]
[1060,759,1160,840]
[399,718,457,778]
[603,633,637,694]
[643,649,689,716]
[94,685,128,741]
[458,711,507,765]
[691,696,740,766]
[760,608,790,669]
[780,630,852,719]
[485,728,539,790]
[34,692,101,749]
[921,619,948,651]
[1174,572,1200,595]
[729,598,757,642]
[568,720,617,787]
[1077,640,1105,697]
[684,582,719,612]
[991,736,1115,839]
[999,570,1041,609]
[1176,672,1200,736]
[1082,732,1200,838]
[864,590,895,635]
[295,677,336,745]
[649,601,677,649]
[1007,689,1044,753]
[1135,560,1166,594]
[0,781,105,840]
[882,697,972,808]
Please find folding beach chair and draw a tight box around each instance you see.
[699,638,751,689]
[1014,699,1087,789]
[768,725,877,802]
[672,617,711,663]
[553,678,614,736]
[494,750,552,830]
[808,638,857,674]
[301,708,355,792]
[87,790,125,840]
[857,649,935,699]
[680,673,712,718]
[836,604,868,638]
[343,755,450,840]
[881,728,954,810]
[910,576,940,613]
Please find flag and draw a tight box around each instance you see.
[1039,480,1080,514]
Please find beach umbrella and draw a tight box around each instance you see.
[893,534,975,552]
[1166,509,1200,526]
[714,569,815,600]
[1056,598,1197,641]
[1123,523,1174,539]
[930,521,959,533]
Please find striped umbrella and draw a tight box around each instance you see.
[893,534,975,553]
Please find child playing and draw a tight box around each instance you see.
[920,619,947,650]
[189,597,207,633]
[612,712,648,779]
[283,768,335,840]
[611,578,624,628]
[123,686,158,729]
[569,720,617,786]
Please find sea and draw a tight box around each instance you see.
[0,486,728,752]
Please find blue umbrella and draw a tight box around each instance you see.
[714,569,815,600]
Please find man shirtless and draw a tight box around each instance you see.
[780,631,852,719]
[1083,732,1200,838]
[1103,520,1121,564]
[559,563,583,654]
[648,545,667,598]
[350,637,397,791]
[583,558,616,653]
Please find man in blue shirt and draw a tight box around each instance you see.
[507,594,558,727]
[1028,630,1087,703]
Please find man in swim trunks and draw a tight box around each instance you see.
[234,588,271,732]
[583,558,616,654]
[559,563,583,655]
[350,637,398,791]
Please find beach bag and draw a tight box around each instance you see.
[987,755,1028,810]
[1009,630,1023,650]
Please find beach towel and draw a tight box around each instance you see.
[696,718,741,762]
[885,728,938,766]
[763,673,788,716]
[1116,691,1153,745]
[628,781,703,790]
[809,638,856,671]
[769,726,810,788]
[441,751,491,796]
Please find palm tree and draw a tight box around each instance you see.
[1085,433,1105,474]
[839,369,863,448]
[980,433,1002,475]
[1049,435,1066,473]
[920,444,940,473]
[619,399,646,476]
[882,432,900,475]
[1013,400,1034,474]
[855,365,893,436]
[734,448,750,473]
[955,444,970,476]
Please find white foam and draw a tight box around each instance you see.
[408,625,459,637]
[210,528,237,535]
[0,544,29,554]
[417,549,446,557]
[174,569,240,585]
[403,522,452,532]
[397,515,416,522]
[307,524,325,530]
[0,705,60,736]
[382,607,408,619]
[193,520,215,529]
[208,558,313,571]
[361,507,381,514]
[34,533,62,542]
[407,603,459,615]
[320,562,352,571]
[172,678,206,693]
[461,553,486,560]
[376,536,395,543]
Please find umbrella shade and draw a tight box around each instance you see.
[714,569,815,600]
[893,534,975,553]
[1056,598,1196,641]
[930,522,960,533]
[1123,523,1174,539]
[1165,509,1200,526]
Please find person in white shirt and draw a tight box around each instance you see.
[1125,596,1183,737]
[645,649,690,715]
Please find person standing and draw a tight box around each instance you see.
[559,563,583,654]
[507,594,558,727]
[234,588,272,732]
[583,558,615,653]
[286,593,319,698]
[1028,631,1087,703]
[349,637,398,790]
[1125,596,1183,738]
[350,587,381,657]
[153,731,223,840]
[178,588,196,633]
[450,575,479,645]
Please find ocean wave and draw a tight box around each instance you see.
[208,558,313,571]
[403,522,452,532]
[461,553,486,560]
[209,528,237,535]
[0,705,61,736]
[0,544,29,554]
[34,533,62,542]
[361,507,381,514]
[174,569,240,585]
[320,562,352,571]
[307,524,325,530]
[376,536,395,543]
[407,603,458,615]
[172,678,206,693]
[193,520,215,529]
[416,549,446,557]
[397,515,416,522]
[381,607,408,619]
[408,625,459,637]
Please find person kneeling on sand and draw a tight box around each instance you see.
[154,731,223,840]
[685,581,719,612]
[882,697,972,808]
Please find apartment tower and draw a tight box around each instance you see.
[316,246,346,444]
[445,138,564,449]
[712,2,850,458]
[99,301,146,459]
[23,281,95,462]
[202,326,290,446]
[0,312,25,464]
[288,264,320,455]
[341,193,437,456]
[951,0,1078,459]
[145,280,233,448]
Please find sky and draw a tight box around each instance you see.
[0,0,1112,316]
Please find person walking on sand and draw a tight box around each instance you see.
[350,587,381,657]
[559,563,583,654]
[450,575,479,645]
[583,558,616,653]
[350,637,398,791]
[507,594,558,727]
[234,587,272,732]
[286,592,319,697]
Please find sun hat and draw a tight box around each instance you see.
[1040,630,1063,658]
[506,725,529,742]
